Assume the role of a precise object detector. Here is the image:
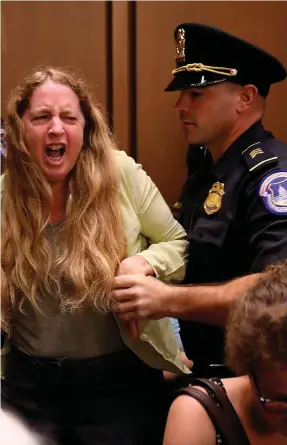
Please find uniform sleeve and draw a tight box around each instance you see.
[244,171,287,272]
[117,151,188,281]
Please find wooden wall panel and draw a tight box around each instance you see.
[112,1,133,155]
[1,1,108,117]
[136,1,287,205]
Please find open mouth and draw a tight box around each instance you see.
[45,144,65,161]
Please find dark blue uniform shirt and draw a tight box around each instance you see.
[178,121,287,365]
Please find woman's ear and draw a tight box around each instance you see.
[236,84,258,113]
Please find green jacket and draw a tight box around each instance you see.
[115,150,190,373]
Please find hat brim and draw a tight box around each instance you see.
[164,71,228,92]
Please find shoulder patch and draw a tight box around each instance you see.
[259,171,287,215]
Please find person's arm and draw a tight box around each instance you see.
[113,151,187,337]
[176,167,287,326]
[167,272,261,326]
[116,150,188,281]
[113,166,287,326]
[163,394,217,445]
[112,272,261,327]
[116,255,155,277]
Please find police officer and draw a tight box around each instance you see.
[112,23,287,377]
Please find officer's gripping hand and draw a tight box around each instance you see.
[115,256,155,338]
[112,275,172,321]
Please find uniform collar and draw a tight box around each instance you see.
[210,121,272,179]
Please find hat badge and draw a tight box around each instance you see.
[204,182,225,215]
[175,28,185,62]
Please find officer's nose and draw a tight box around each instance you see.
[174,91,188,112]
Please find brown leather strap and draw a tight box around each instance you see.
[194,377,250,444]
[175,383,250,445]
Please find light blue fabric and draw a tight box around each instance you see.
[170,318,184,351]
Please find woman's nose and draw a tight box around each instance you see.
[48,117,64,135]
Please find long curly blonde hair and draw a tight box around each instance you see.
[1,67,127,332]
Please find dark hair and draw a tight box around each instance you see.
[226,262,287,375]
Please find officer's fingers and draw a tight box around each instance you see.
[128,319,140,338]
[111,287,138,302]
[113,300,136,314]
[117,311,138,322]
[114,274,144,289]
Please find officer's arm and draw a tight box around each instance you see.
[113,272,261,327]
[113,167,287,325]
[167,273,261,327]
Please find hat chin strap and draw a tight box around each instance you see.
[172,63,238,77]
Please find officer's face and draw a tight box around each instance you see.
[175,82,240,149]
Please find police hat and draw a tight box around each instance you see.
[165,23,287,97]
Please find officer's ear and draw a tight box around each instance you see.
[236,84,258,113]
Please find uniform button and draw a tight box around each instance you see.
[164,352,171,359]
[140,333,148,340]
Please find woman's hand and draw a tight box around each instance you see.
[117,255,155,277]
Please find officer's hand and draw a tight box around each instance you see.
[115,256,154,338]
[112,275,172,320]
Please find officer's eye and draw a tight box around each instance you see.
[189,91,203,99]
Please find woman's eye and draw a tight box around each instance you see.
[34,115,48,121]
[63,116,77,122]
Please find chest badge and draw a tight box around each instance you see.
[204,182,225,215]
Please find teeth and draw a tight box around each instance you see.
[47,144,64,151]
